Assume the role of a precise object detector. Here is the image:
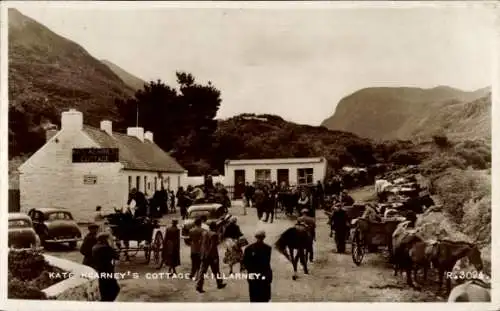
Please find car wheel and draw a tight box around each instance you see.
[68,241,77,249]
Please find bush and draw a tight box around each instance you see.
[420,154,467,176]
[432,134,451,149]
[388,150,424,166]
[432,168,490,223]
[8,250,65,300]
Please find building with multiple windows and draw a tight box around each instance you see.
[224,157,328,198]
[18,109,187,222]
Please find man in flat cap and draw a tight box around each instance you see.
[92,232,120,301]
[80,223,99,266]
[242,230,272,302]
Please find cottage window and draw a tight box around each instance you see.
[255,169,271,184]
[154,177,157,191]
[297,168,313,185]
[128,176,132,191]
[136,176,140,190]
[144,176,148,192]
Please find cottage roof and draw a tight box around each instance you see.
[83,126,185,173]
[225,157,326,166]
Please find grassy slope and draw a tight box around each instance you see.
[8,8,134,125]
[101,59,146,91]
[321,86,491,141]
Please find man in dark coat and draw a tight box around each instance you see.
[162,219,181,273]
[80,223,99,266]
[316,180,324,210]
[242,230,272,302]
[339,190,355,207]
[253,185,267,221]
[92,232,120,301]
[244,182,253,207]
[196,222,226,293]
[330,204,349,253]
[189,217,206,279]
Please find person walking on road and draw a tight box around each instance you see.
[331,204,349,253]
[80,223,99,267]
[196,222,227,293]
[189,217,206,279]
[242,230,272,302]
[254,185,267,221]
[92,232,121,301]
[161,219,181,273]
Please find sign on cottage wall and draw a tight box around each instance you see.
[83,175,97,185]
[72,148,119,163]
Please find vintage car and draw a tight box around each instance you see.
[8,213,42,250]
[180,203,230,245]
[28,208,82,249]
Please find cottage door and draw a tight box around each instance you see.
[234,170,245,199]
[277,169,289,187]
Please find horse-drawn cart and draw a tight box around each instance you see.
[104,214,164,265]
[350,217,404,266]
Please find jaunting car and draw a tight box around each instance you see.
[181,203,231,246]
[28,208,82,249]
[8,213,42,250]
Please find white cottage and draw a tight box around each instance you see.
[19,109,187,222]
[224,157,327,199]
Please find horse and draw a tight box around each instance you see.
[392,220,424,288]
[275,224,314,280]
[447,279,490,302]
[428,239,484,294]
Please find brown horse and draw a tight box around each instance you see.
[275,224,313,280]
[428,239,484,294]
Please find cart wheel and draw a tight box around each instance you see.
[351,229,365,266]
[151,231,163,265]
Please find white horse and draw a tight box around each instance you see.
[448,279,490,302]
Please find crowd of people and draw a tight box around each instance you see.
[80,173,364,302]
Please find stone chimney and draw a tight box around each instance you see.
[127,127,144,142]
[144,131,153,142]
[100,120,112,136]
[61,109,83,131]
[45,127,59,142]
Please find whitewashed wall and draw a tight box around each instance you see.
[19,128,186,223]
[19,130,125,223]
[224,161,327,186]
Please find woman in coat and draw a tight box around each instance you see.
[161,219,181,273]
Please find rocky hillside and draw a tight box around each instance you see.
[101,59,146,91]
[321,86,491,141]
[8,8,134,156]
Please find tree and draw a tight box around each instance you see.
[115,73,222,163]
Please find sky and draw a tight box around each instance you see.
[11,3,496,126]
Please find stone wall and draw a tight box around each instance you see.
[42,254,100,301]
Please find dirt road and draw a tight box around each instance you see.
[47,188,445,302]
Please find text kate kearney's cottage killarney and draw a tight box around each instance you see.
[18,109,187,222]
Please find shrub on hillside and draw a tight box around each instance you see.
[420,154,467,176]
[453,141,491,169]
[432,168,490,223]
[432,134,451,149]
[387,150,424,166]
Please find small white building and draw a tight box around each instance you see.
[224,157,327,198]
[19,109,187,222]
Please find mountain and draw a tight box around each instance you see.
[321,86,491,141]
[101,59,146,91]
[8,8,135,157]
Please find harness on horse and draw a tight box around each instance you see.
[470,278,491,289]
